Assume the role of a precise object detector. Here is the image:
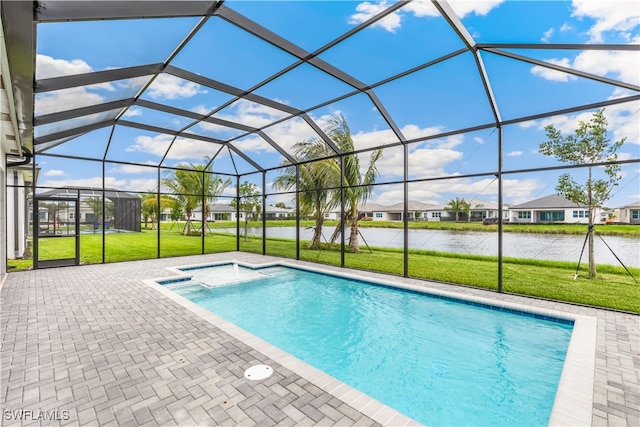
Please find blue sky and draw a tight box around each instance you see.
[33,0,639,209]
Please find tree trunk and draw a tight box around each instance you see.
[588,225,596,279]
[243,219,249,242]
[349,215,360,253]
[308,216,324,249]
[329,219,342,244]
[587,166,597,279]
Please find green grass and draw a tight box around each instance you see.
[209,219,640,237]
[8,223,639,313]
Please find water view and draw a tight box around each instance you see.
[225,227,640,268]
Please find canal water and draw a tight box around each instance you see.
[226,226,640,268]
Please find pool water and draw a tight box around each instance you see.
[163,264,573,426]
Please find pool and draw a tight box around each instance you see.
[150,261,594,426]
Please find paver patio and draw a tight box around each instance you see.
[1,252,638,426]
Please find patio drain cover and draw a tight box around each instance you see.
[244,364,273,380]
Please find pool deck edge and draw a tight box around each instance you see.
[148,257,599,426]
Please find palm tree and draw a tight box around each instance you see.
[273,114,381,252]
[464,201,484,223]
[325,114,382,253]
[445,197,469,222]
[84,196,114,225]
[162,162,231,235]
[140,192,176,230]
[273,139,338,249]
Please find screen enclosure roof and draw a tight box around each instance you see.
[2,0,639,175]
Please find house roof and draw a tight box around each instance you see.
[619,201,640,209]
[509,194,585,210]
[37,186,140,200]
[193,203,294,213]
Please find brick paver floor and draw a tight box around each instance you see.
[1,252,638,426]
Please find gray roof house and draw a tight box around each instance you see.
[359,201,440,222]
[618,201,640,225]
[508,194,597,224]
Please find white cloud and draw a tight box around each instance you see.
[126,134,224,161]
[372,176,541,205]
[126,134,174,157]
[507,151,523,157]
[35,87,105,116]
[117,178,158,192]
[36,55,114,91]
[351,128,399,150]
[448,0,504,18]
[403,0,439,18]
[349,0,503,33]
[571,0,640,43]
[216,99,289,131]
[36,54,93,80]
[572,50,640,85]
[39,176,129,190]
[530,57,577,82]
[349,0,403,32]
[541,27,555,43]
[123,108,142,118]
[107,163,157,174]
[529,47,638,86]
[146,74,208,100]
[518,94,640,146]
[560,23,574,32]
[408,148,463,178]
[44,169,66,177]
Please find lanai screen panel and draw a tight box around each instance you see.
[2,0,632,226]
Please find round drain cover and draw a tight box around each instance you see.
[244,364,273,380]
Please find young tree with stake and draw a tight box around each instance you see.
[539,109,624,279]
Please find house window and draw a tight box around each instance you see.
[575,210,588,218]
[517,211,531,219]
[431,212,441,218]
[324,213,330,218]
[539,211,564,221]
[632,210,639,219]
[69,213,75,220]
[375,212,383,219]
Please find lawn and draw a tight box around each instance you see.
[9,223,639,313]
[211,219,640,237]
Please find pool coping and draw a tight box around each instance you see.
[145,259,597,427]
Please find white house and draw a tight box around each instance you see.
[618,201,640,225]
[263,205,295,220]
[188,203,295,222]
[189,204,239,222]
[508,194,600,224]
[359,202,392,221]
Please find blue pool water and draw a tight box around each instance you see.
[161,264,573,426]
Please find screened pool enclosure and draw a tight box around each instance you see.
[2,1,639,303]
